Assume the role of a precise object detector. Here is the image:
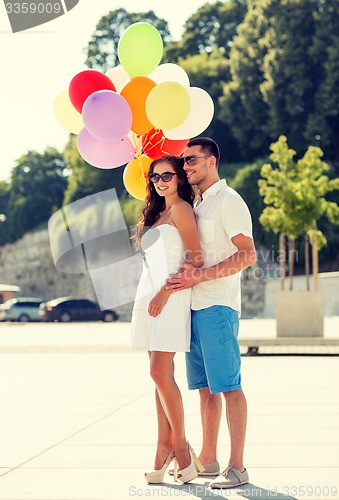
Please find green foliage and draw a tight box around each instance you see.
[0,181,10,215]
[164,0,247,62]
[120,198,144,227]
[305,0,339,171]
[2,148,68,244]
[218,159,248,180]
[219,0,270,159]
[219,0,339,170]
[259,0,318,155]
[85,8,172,72]
[258,136,339,249]
[227,158,274,248]
[179,49,241,161]
[0,181,10,245]
[179,49,230,99]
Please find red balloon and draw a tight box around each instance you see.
[142,128,188,160]
[69,70,116,113]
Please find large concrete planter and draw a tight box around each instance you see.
[276,291,324,337]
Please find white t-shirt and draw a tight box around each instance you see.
[192,179,253,312]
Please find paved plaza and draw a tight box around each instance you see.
[0,320,338,500]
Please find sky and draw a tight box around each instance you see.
[0,0,207,182]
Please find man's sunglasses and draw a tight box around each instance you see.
[182,155,211,166]
[149,172,177,183]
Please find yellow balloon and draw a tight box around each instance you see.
[53,90,84,134]
[145,82,191,130]
[123,155,153,200]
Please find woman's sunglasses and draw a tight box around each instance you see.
[182,155,210,166]
[149,172,177,183]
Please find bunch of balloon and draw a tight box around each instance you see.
[116,22,214,199]
[53,22,215,200]
[53,69,135,169]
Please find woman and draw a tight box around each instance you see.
[130,155,204,484]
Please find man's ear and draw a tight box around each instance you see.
[209,156,217,168]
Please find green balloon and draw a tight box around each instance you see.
[118,23,163,78]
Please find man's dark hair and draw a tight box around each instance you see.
[187,137,220,164]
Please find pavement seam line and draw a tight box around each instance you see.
[0,389,152,478]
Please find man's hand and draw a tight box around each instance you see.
[165,263,204,292]
[148,288,171,317]
[165,234,256,292]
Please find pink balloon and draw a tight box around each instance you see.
[82,90,132,142]
[77,128,135,169]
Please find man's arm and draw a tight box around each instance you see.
[165,233,256,291]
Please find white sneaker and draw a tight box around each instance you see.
[209,466,249,489]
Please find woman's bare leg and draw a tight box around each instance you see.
[148,351,173,469]
[153,387,174,468]
[149,351,190,470]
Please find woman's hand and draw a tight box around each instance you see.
[148,287,171,317]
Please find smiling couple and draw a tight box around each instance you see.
[130,137,256,489]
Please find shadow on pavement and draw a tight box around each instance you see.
[162,481,298,500]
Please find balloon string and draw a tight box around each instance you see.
[136,155,147,186]
[129,132,142,157]
[142,129,172,156]
[123,136,136,157]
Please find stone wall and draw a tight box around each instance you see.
[3,228,338,320]
[0,229,94,302]
[241,268,265,318]
[0,228,267,320]
[0,229,138,321]
[4,229,338,319]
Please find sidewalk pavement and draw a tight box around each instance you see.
[0,320,338,500]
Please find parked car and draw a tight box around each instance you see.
[39,297,119,322]
[0,298,44,322]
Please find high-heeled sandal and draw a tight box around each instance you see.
[188,442,205,472]
[174,443,204,484]
[144,450,175,484]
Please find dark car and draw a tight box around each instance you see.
[0,298,44,322]
[39,297,119,323]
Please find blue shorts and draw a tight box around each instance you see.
[185,305,242,394]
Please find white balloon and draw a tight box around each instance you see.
[163,87,214,140]
[148,63,190,87]
[105,66,130,93]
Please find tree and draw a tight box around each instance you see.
[63,135,127,205]
[259,0,319,160]
[178,49,240,161]
[0,181,10,246]
[85,8,172,72]
[258,136,339,290]
[220,0,339,170]
[227,159,272,247]
[5,149,68,243]
[164,0,248,62]
[306,0,339,175]
[219,0,270,160]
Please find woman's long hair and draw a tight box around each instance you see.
[135,155,195,247]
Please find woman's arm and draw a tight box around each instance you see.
[148,202,204,317]
[171,201,204,268]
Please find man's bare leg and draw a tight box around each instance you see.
[198,388,222,464]
[223,389,247,472]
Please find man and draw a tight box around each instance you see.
[166,137,256,489]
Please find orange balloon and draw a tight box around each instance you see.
[123,155,153,200]
[120,77,156,135]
